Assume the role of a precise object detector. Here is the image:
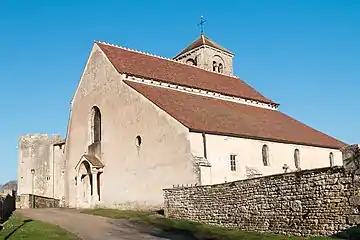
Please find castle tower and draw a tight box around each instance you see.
[17,134,66,208]
[173,34,235,76]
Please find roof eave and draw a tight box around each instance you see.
[123,75,276,105]
[173,43,234,60]
[189,129,346,150]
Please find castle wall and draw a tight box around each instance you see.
[17,134,66,205]
[164,166,360,237]
[190,132,343,185]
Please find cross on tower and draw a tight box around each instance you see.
[197,16,207,35]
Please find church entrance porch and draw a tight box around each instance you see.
[75,155,104,208]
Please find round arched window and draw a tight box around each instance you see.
[329,152,334,167]
[294,149,300,169]
[135,136,142,147]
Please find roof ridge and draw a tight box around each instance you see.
[94,40,241,80]
[201,34,205,44]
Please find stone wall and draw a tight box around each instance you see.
[16,194,59,209]
[33,195,60,208]
[18,134,66,203]
[164,166,360,237]
[16,194,30,209]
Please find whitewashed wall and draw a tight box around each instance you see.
[189,132,342,185]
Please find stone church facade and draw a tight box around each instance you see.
[18,34,346,209]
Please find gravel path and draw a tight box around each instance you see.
[17,208,192,240]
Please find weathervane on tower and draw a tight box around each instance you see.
[198,15,207,35]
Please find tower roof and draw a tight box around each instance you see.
[174,34,234,59]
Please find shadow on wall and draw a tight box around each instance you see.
[0,191,16,225]
[333,225,360,239]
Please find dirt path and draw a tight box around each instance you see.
[17,208,190,240]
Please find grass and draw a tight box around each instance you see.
[81,208,338,240]
[0,213,79,240]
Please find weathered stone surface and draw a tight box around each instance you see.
[17,134,66,207]
[17,194,59,209]
[349,195,360,206]
[33,195,60,208]
[347,215,360,225]
[164,166,360,237]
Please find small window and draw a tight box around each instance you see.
[186,59,196,66]
[230,154,237,171]
[294,149,300,169]
[218,63,223,73]
[46,176,50,181]
[135,136,142,147]
[262,145,270,166]
[213,61,218,72]
[329,152,334,167]
[90,106,101,143]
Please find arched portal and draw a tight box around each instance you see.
[75,155,104,208]
[78,161,92,207]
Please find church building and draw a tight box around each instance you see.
[18,33,346,210]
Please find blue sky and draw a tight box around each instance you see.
[0,0,359,183]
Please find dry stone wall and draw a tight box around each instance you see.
[16,194,60,209]
[164,166,360,237]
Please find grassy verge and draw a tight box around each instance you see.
[0,213,79,240]
[81,208,337,240]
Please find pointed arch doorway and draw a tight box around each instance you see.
[75,155,104,208]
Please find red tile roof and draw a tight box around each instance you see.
[125,81,346,149]
[174,34,234,58]
[96,42,276,105]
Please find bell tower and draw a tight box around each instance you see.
[173,19,235,76]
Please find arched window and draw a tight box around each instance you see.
[230,154,236,171]
[90,106,101,143]
[329,152,334,167]
[262,145,270,166]
[212,61,218,72]
[218,63,223,73]
[186,59,196,66]
[212,55,224,73]
[294,149,300,169]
